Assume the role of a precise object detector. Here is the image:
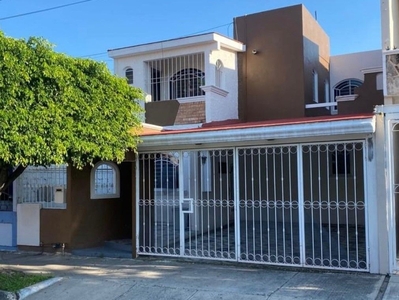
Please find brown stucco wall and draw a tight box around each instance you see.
[234,5,306,122]
[40,161,134,251]
[145,100,180,126]
[235,5,331,121]
[338,73,384,114]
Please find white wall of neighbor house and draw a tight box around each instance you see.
[17,203,41,246]
[330,50,383,96]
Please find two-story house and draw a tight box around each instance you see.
[10,3,396,275]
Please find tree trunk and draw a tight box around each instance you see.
[0,165,27,195]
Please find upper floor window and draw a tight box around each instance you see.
[215,59,223,88]
[313,70,318,103]
[90,161,120,199]
[146,53,205,101]
[125,68,134,85]
[324,80,330,103]
[334,78,363,98]
[170,68,205,99]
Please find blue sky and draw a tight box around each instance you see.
[0,0,381,70]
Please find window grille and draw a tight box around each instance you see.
[15,165,67,208]
[170,68,205,99]
[145,53,205,101]
[334,79,363,97]
[91,162,120,199]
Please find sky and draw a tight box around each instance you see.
[0,0,381,71]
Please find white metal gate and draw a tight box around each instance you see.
[137,141,368,271]
[138,149,236,260]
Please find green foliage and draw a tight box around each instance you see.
[0,269,52,292]
[0,31,143,171]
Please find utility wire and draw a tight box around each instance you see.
[79,22,233,58]
[0,0,93,21]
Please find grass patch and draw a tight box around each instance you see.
[0,269,52,292]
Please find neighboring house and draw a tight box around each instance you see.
[0,179,16,250]
[10,3,399,275]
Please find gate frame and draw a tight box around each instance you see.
[136,139,370,272]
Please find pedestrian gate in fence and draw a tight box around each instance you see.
[137,142,368,271]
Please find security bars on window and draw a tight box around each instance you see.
[145,53,205,101]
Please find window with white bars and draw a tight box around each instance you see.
[16,165,67,209]
[334,78,363,98]
[145,53,205,101]
[90,161,120,199]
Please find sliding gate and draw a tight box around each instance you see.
[138,142,368,271]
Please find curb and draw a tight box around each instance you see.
[0,277,63,300]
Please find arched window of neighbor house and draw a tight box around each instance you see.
[125,67,134,85]
[334,78,363,98]
[215,59,223,88]
[90,161,120,199]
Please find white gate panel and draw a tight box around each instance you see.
[138,141,368,271]
[237,146,300,265]
[137,150,236,260]
[301,142,367,271]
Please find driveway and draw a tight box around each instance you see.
[0,252,385,299]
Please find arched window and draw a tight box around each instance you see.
[215,60,223,88]
[334,78,363,98]
[170,68,205,99]
[90,161,120,199]
[125,68,133,85]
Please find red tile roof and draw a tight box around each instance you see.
[140,114,374,136]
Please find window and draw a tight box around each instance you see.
[125,68,133,85]
[324,80,330,103]
[215,60,223,88]
[146,53,205,101]
[90,161,120,199]
[313,70,318,103]
[330,145,353,176]
[155,155,179,189]
[334,78,363,98]
[170,68,205,99]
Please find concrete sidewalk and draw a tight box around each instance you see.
[0,252,389,299]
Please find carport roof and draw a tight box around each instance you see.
[141,113,374,136]
[138,113,375,151]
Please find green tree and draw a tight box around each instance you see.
[0,32,143,194]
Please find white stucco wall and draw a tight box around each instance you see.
[111,36,241,124]
[205,48,239,122]
[330,50,382,99]
[17,203,41,246]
